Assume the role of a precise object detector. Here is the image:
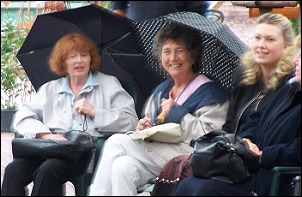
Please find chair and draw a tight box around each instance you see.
[292,175,301,196]
[120,80,138,107]
[67,134,112,196]
[206,9,225,23]
[269,166,301,196]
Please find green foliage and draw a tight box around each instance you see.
[1,17,27,109]
[101,1,112,11]
[290,18,300,36]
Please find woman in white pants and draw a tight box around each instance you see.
[89,23,230,196]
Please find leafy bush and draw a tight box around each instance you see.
[1,17,30,109]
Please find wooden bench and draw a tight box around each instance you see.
[231,1,300,18]
[249,7,300,18]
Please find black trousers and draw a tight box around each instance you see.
[1,152,90,196]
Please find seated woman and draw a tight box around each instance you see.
[1,33,138,196]
[153,12,297,196]
[88,23,230,196]
[174,34,301,196]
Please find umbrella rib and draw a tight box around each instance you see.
[104,32,143,56]
[102,47,141,89]
[107,31,131,46]
[102,51,143,57]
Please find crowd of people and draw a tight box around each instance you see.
[1,3,300,196]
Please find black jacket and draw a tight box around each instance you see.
[222,67,292,134]
[239,81,301,195]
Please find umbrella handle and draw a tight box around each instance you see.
[157,111,168,123]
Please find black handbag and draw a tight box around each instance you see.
[12,130,97,162]
[190,130,259,184]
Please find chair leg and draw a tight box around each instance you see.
[25,186,29,196]
[62,183,67,196]
[67,135,111,196]
[293,176,301,196]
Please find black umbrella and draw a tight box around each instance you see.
[132,11,250,90]
[16,4,150,115]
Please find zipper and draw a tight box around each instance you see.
[233,91,261,134]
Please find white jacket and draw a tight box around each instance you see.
[13,71,138,138]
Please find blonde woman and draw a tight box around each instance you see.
[223,12,296,134]
[175,16,300,196]
[293,34,301,83]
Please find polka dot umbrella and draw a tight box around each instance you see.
[132,11,250,90]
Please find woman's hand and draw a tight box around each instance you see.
[160,97,175,114]
[136,116,153,131]
[36,133,68,141]
[243,138,262,163]
[75,98,95,117]
[157,98,175,123]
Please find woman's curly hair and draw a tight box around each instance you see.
[48,33,100,76]
[240,13,297,90]
[152,23,203,73]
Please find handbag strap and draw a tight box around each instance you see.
[232,91,261,135]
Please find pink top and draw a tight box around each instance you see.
[171,74,212,105]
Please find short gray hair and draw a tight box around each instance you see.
[152,23,202,73]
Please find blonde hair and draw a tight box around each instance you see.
[49,33,100,76]
[240,13,296,90]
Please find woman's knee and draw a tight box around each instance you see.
[111,156,138,176]
[105,134,133,148]
[4,162,17,176]
[35,159,71,180]
[3,159,36,187]
[4,159,33,176]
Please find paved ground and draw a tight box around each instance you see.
[1,2,257,196]
[222,1,257,47]
[224,15,257,46]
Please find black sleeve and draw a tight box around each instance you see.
[183,1,210,16]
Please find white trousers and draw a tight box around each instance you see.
[88,134,162,196]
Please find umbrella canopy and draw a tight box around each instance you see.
[132,11,250,90]
[17,4,151,115]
